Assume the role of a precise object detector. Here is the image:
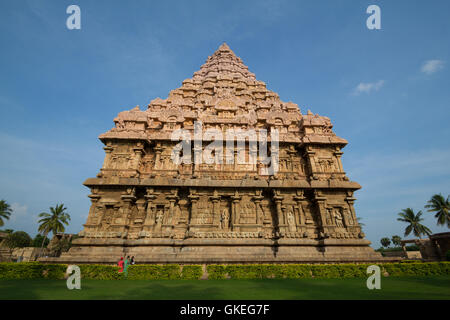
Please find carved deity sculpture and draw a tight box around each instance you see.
[239,208,246,224]
[221,208,230,230]
[100,212,111,231]
[287,210,297,232]
[334,208,344,227]
[156,210,163,226]
[342,208,352,225]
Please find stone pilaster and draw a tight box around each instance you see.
[253,191,264,226]
[333,147,344,172]
[211,190,221,227]
[294,190,306,233]
[273,190,285,234]
[188,189,199,232]
[154,143,162,170]
[313,190,329,238]
[143,188,156,232]
[231,190,241,231]
[120,189,136,235]
[304,146,317,176]
[132,142,145,175]
[85,191,101,227]
[102,146,114,169]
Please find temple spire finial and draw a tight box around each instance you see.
[192,43,256,81]
[218,42,231,51]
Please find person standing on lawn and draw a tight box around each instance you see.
[130,256,135,265]
[118,257,124,273]
[124,256,130,276]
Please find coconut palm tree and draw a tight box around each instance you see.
[37,204,71,257]
[0,200,12,227]
[380,237,391,248]
[425,194,449,228]
[391,235,402,247]
[397,208,432,239]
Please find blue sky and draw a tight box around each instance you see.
[0,0,449,248]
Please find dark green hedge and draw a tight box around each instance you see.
[0,262,449,280]
[181,265,203,280]
[206,262,450,280]
[0,262,125,280]
[127,265,203,280]
[0,262,67,280]
[0,263,204,280]
[79,265,124,280]
[382,262,450,277]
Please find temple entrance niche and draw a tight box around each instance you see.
[236,194,258,232]
[239,197,256,225]
[190,195,214,231]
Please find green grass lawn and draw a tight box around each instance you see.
[1,276,449,300]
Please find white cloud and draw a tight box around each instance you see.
[421,59,445,75]
[353,80,385,95]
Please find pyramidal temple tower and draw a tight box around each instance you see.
[50,44,383,263]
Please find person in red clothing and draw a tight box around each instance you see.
[118,257,124,273]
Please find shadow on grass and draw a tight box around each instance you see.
[1,277,449,300]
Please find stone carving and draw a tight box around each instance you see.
[344,208,353,225]
[155,210,164,227]
[52,43,383,264]
[334,208,344,228]
[326,208,333,225]
[318,158,335,172]
[220,208,230,230]
[287,210,297,232]
[240,202,256,224]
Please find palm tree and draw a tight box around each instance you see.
[391,235,402,247]
[37,204,71,257]
[0,200,12,227]
[380,237,391,248]
[397,208,432,239]
[425,194,449,228]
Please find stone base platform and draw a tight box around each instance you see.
[39,238,397,264]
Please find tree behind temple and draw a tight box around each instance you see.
[397,208,432,239]
[392,235,402,247]
[425,194,449,228]
[380,237,391,248]
[37,204,71,257]
[32,234,50,248]
[4,231,32,250]
[0,200,12,227]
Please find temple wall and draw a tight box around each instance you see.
[80,184,363,243]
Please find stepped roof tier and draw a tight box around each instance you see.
[99,43,347,148]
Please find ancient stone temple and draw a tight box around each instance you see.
[53,43,383,263]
